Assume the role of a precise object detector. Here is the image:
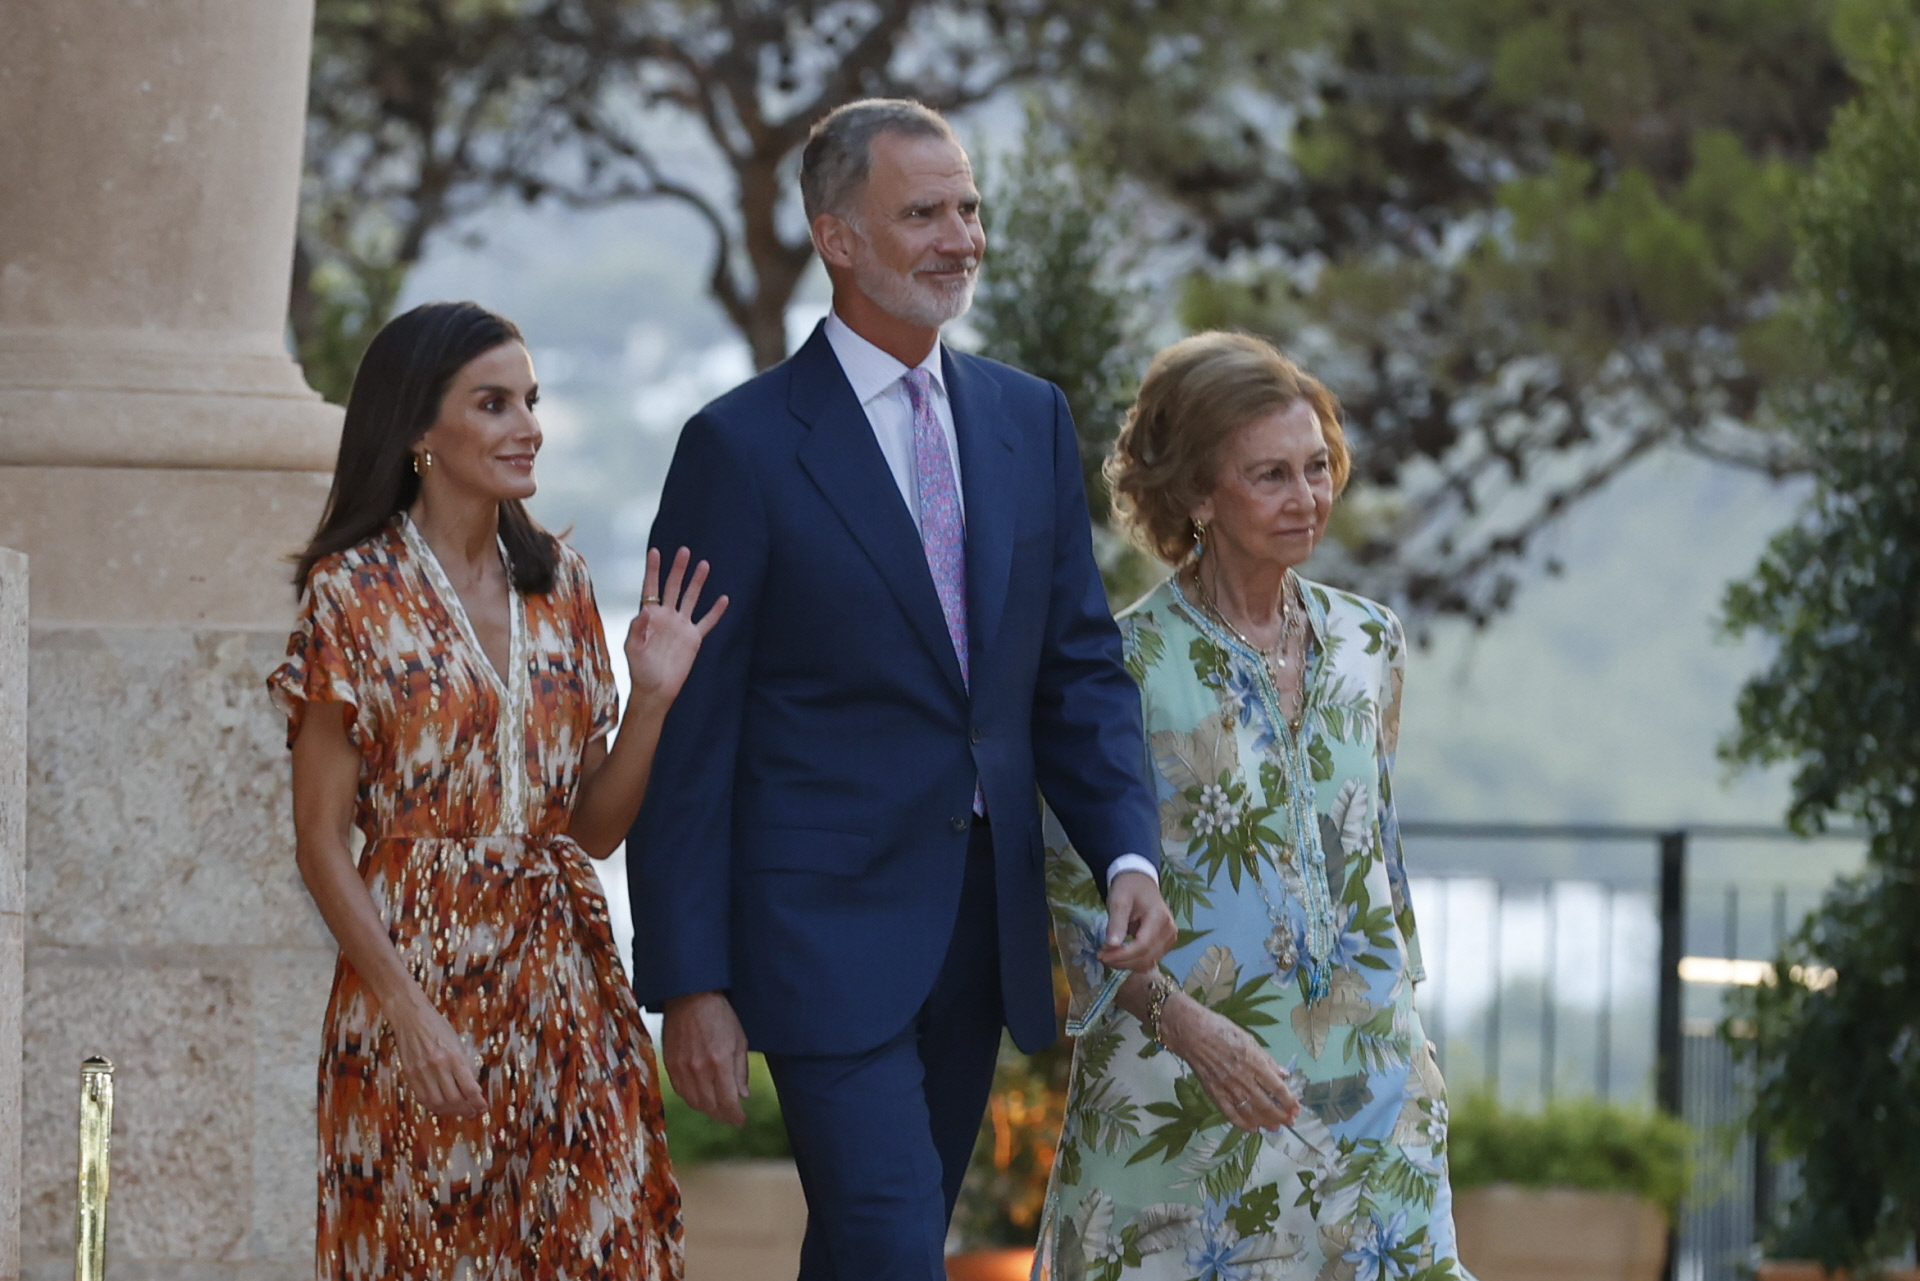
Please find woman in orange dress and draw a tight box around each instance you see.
[269,301,722,1279]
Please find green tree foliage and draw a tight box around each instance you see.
[970,107,1159,604]
[297,0,1128,399]
[1058,0,1858,623]
[298,0,587,401]
[1719,19,1920,1266]
[973,109,1142,524]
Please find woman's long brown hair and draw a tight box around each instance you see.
[293,301,558,595]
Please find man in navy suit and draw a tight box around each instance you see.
[628,98,1175,1279]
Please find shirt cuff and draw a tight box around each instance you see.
[1106,854,1158,888]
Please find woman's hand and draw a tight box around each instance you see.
[1161,990,1301,1133]
[567,546,727,856]
[626,546,728,705]
[392,1000,487,1118]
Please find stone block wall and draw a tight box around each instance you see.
[1,549,26,1281]
[19,626,332,1280]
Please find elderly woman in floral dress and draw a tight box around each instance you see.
[1035,331,1472,1281]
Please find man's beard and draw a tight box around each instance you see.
[850,235,978,329]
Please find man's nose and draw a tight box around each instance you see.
[933,211,977,255]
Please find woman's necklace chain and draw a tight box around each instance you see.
[1197,564,1306,726]
[1199,565,1302,669]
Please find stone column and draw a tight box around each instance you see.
[0,2,339,1277]
[0,549,26,1281]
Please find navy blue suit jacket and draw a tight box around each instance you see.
[627,322,1159,1056]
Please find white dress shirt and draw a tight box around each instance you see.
[820,312,1157,890]
[822,312,962,535]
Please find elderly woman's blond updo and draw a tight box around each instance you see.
[1105,331,1351,565]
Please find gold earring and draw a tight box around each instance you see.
[412,450,433,477]
[1192,518,1207,548]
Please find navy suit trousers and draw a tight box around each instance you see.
[763,820,1007,1281]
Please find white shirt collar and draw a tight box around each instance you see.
[823,311,946,406]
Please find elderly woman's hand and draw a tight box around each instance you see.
[1160,990,1300,1133]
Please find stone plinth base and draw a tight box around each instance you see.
[20,625,329,1280]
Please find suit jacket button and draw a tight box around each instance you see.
[970,727,983,744]
[950,815,967,833]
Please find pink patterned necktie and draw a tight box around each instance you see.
[902,367,969,687]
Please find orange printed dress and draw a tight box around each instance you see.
[268,515,683,1280]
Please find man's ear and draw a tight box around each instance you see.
[813,211,859,272]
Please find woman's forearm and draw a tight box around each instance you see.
[567,693,670,857]
[291,702,435,1028]
[298,837,434,1024]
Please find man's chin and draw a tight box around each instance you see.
[895,283,975,329]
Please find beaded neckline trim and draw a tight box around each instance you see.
[1168,574,1340,1003]
[398,513,531,835]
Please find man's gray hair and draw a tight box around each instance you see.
[800,99,958,224]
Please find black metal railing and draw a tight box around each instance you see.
[1399,821,1865,1281]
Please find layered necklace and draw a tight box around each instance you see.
[1194,562,1308,730]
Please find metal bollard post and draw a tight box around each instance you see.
[75,1056,114,1281]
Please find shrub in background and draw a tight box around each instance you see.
[660,1051,791,1166]
[1446,1093,1693,1217]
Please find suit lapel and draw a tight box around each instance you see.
[945,348,1016,667]
[791,325,969,697]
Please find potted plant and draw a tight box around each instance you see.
[665,1052,807,1281]
[949,1036,1069,1281]
[1752,1194,1920,1281]
[1446,1093,1691,1281]
[1726,872,1920,1281]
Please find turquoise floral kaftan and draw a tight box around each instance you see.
[1034,576,1472,1281]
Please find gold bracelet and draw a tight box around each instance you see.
[1143,971,1178,1049]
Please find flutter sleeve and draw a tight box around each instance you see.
[266,562,365,751]
[1376,606,1424,984]
[566,547,620,743]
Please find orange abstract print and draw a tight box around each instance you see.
[270,518,683,1280]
